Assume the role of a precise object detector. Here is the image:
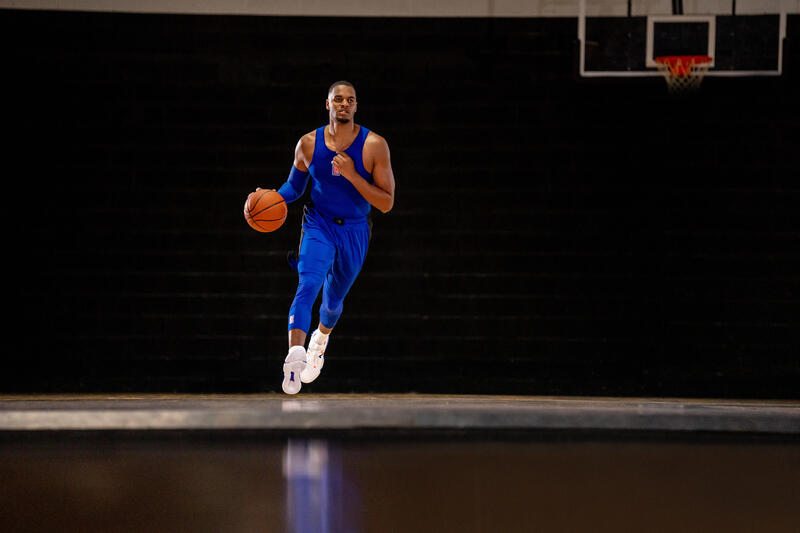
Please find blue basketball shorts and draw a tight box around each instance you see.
[287,206,371,333]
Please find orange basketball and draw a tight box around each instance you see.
[244,189,287,233]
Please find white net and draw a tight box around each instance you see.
[654,56,712,93]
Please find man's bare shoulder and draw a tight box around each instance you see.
[300,129,317,146]
[296,130,317,156]
[365,130,390,151]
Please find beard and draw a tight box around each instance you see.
[335,117,351,124]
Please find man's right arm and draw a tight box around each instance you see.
[277,134,314,203]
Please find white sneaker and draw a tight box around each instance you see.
[282,346,307,395]
[301,329,328,383]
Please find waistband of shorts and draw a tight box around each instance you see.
[306,204,369,226]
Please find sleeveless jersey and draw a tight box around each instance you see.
[307,125,374,219]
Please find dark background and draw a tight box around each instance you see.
[3,10,799,397]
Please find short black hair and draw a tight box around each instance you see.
[328,80,355,96]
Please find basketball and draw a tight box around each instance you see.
[244,189,287,233]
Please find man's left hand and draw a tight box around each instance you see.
[332,152,357,181]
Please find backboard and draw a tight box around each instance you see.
[578,0,789,78]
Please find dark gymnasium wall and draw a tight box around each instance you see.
[4,9,799,397]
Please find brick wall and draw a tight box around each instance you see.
[4,10,799,397]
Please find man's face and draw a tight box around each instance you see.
[326,85,357,124]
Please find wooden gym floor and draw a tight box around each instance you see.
[1,394,799,532]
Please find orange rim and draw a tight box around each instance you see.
[654,55,712,76]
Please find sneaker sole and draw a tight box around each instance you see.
[282,360,306,395]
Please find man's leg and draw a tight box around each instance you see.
[288,329,307,349]
[301,223,370,384]
[282,226,335,394]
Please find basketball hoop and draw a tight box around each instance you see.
[654,55,712,93]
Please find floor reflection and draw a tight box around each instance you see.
[0,433,798,532]
[283,439,360,533]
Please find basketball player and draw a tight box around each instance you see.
[273,81,395,394]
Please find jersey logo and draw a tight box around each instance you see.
[331,161,340,176]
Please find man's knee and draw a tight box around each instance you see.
[319,300,343,329]
[296,271,324,301]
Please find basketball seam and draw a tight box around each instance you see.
[251,199,286,218]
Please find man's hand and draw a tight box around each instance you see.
[332,152,357,181]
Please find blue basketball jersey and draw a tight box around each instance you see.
[307,125,374,219]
